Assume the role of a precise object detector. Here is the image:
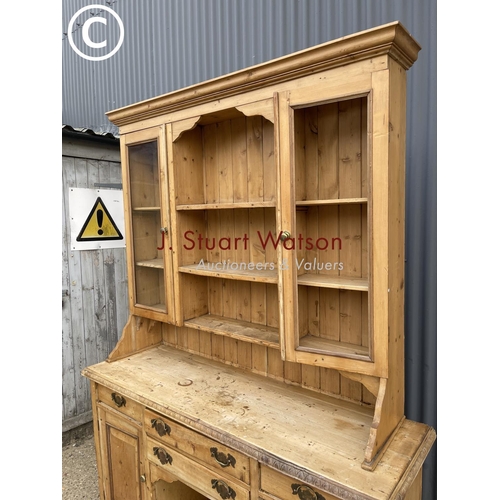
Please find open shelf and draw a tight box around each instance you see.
[133,206,161,211]
[298,335,369,359]
[136,258,164,269]
[177,201,276,211]
[295,198,368,206]
[137,302,166,312]
[297,274,368,291]
[179,263,278,283]
[185,314,279,348]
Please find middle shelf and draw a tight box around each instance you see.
[178,262,368,291]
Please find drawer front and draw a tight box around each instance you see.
[147,437,249,500]
[260,466,340,500]
[97,385,143,423]
[144,408,250,484]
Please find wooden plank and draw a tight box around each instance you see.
[109,160,130,338]
[136,258,164,269]
[277,91,299,361]
[320,367,340,397]
[176,201,275,210]
[297,274,368,290]
[62,156,78,421]
[83,346,434,500]
[294,108,306,201]
[318,102,339,200]
[74,158,95,413]
[338,98,362,199]
[184,314,279,348]
[318,205,340,276]
[247,115,264,203]
[179,262,277,283]
[305,106,319,201]
[296,198,367,206]
[318,288,340,342]
[173,126,204,205]
[262,119,276,202]
[299,335,369,358]
[251,344,268,376]
[231,117,248,202]
[217,120,234,203]
[202,123,218,204]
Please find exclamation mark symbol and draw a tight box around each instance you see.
[97,209,104,235]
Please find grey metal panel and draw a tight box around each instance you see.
[62,1,436,497]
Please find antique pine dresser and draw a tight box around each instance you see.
[83,21,436,500]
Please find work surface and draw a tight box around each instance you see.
[83,345,435,500]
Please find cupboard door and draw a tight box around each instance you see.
[97,407,146,500]
[277,86,382,377]
[122,126,175,322]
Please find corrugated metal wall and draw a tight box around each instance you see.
[62,1,436,498]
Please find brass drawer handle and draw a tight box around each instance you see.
[210,447,236,468]
[153,446,173,466]
[211,479,236,499]
[151,418,171,437]
[291,483,326,500]
[111,392,126,407]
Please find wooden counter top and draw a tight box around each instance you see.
[82,345,435,500]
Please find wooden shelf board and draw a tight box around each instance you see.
[83,345,435,500]
[176,201,276,210]
[135,302,166,312]
[295,198,368,206]
[298,335,370,359]
[136,258,164,269]
[297,273,368,291]
[185,314,280,348]
[179,263,278,284]
[132,206,161,211]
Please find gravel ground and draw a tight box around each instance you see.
[62,424,100,500]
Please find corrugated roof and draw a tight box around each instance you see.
[62,124,118,140]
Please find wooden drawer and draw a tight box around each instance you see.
[97,385,143,423]
[260,466,340,500]
[144,408,250,484]
[147,436,249,500]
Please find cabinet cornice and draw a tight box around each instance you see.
[107,21,420,128]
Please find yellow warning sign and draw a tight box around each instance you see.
[76,197,123,241]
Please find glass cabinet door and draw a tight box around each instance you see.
[122,126,174,322]
[277,88,378,376]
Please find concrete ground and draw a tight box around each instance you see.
[62,423,100,500]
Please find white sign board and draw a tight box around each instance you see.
[69,188,126,250]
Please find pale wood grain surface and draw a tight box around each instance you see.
[83,346,434,500]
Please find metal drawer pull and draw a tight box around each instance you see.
[211,479,236,499]
[151,418,171,437]
[110,393,126,407]
[291,483,326,500]
[153,446,173,466]
[210,447,236,468]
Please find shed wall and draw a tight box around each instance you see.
[62,133,129,431]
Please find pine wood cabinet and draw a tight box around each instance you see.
[83,22,435,500]
[92,385,148,500]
